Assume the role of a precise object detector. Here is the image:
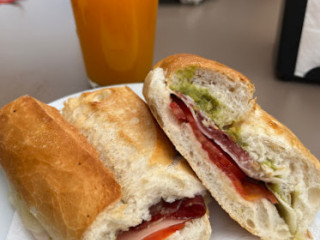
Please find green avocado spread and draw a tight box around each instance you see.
[224,125,248,149]
[262,158,278,171]
[169,67,221,121]
[175,66,197,81]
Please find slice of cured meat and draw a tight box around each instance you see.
[117,195,206,240]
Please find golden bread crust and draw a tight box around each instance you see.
[0,96,121,240]
[154,53,255,94]
[73,86,196,174]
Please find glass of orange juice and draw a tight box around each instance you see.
[70,0,158,87]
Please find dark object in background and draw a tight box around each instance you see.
[276,0,320,83]
[160,0,204,4]
[179,0,204,4]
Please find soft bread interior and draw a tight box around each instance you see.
[239,105,320,236]
[143,56,320,240]
[62,87,211,240]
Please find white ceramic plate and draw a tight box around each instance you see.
[1,83,319,240]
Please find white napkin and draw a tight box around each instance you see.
[295,0,320,78]
[6,203,320,240]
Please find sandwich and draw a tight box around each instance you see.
[0,87,211,240]
[143,53,320,240]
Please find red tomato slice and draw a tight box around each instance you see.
[170,101,187,122]
[142,223,185,240]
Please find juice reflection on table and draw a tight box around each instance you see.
[70,0,158,86]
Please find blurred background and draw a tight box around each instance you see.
[1,0,285,106]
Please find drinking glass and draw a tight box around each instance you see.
[70,0,158,87]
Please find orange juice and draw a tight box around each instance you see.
[70,0,158,86]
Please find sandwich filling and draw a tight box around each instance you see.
[169,95,277,203]
[167,71,299,234]
[169,74,285,182]
[117,195,206,240]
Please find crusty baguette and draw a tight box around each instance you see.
[0,90,211,240]
[62,86,211,240]
[0,96,121,240]
[143,53,320,240]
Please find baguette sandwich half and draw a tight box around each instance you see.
[0,88,211,240]
[143,53,320,240]
[62,87,211,240]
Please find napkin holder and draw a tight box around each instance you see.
[276,0,320,83]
